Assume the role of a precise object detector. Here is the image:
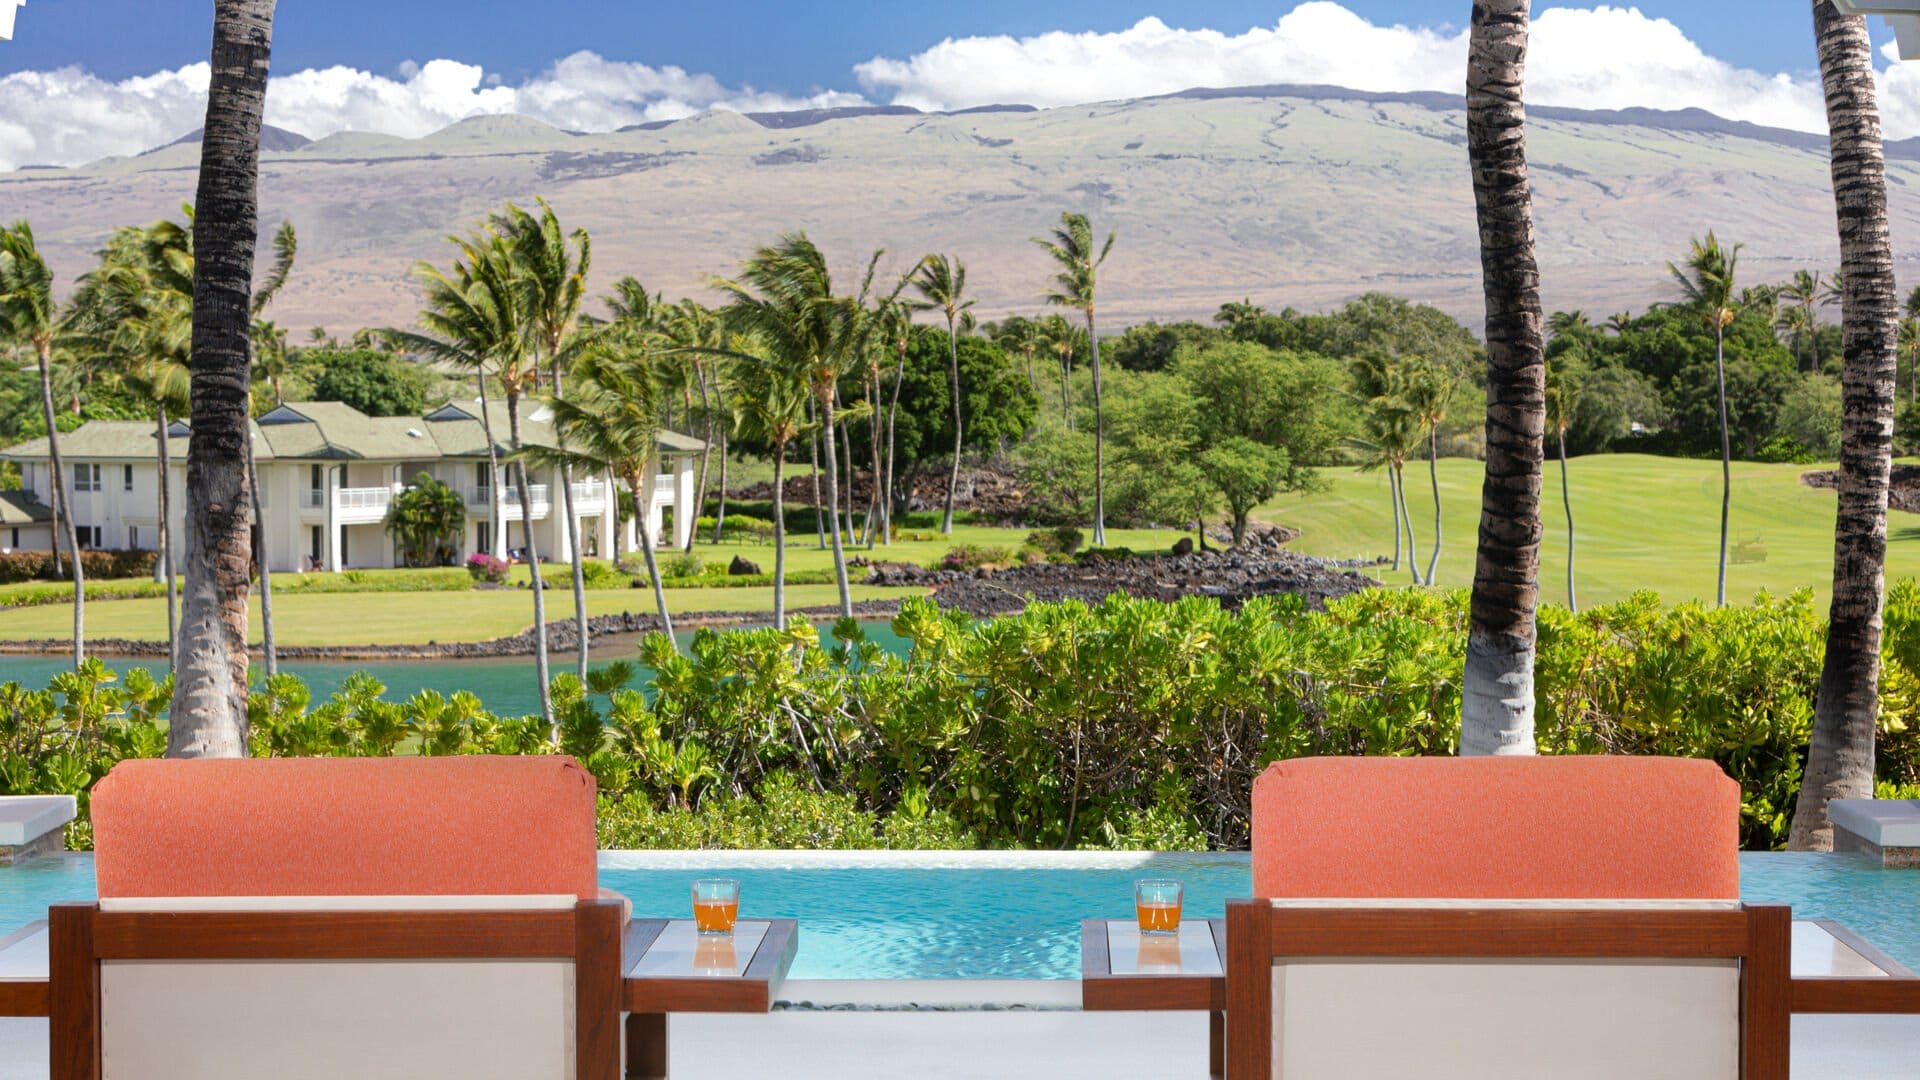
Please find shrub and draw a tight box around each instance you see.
[1024,526,1085,558]
[0,549,157,584]
[938,544,1012,571]
[580,560,633,589]
[695,515,777,543]
[464,553,509,584]
[663,554,705,579]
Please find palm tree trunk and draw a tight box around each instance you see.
[807,399,825,549]
[35,341,82,669]
[1559,427,1577,612]
[1396,461,1421,585]
[1792,0,1899,852]
[1087,310,1106,547]
[1060,353,1073,431]
[550,364,589,684]
[246,434,275,678]
[46,458,61,580]
[840,418,857,545]
[866,369,883,548]
[1461,0,1547,757]
[155,410,177,671]
[506,390,553,732]
[1425,425,1443,584]
[712,424,730,544]
[687,363,714,554]
[629,475,674,640]
[771,440,787,625]
[942,316,962,534]
[884,342,907,545]
[820,388,854,618]
[170,0,273,757]
[1714,326,1732,607]
[476,373,501,553]
[1387,465,1402,571]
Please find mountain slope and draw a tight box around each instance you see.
[4,87,1913,332]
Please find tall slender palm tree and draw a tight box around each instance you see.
[911,254,976,534]
[728,349,809,624]
[493,199,594,684]
[0,222,83,668]
[1408,356,1459,586]
[874,293,915,543]
[1545,355,1582,611]
[1899,316,1920,405]
[1035,213,1116,547]
[1352,351,1423,583]
[1040,314,1082,429]
[1791,0,1900,853]
[661,298,723,553]
[170,0,276,757]
[1462,0,1548,757]
[1779,269,1825,371]
[390,229,552,726]
[999,318,1044,395]
[714,233,863,618]
[541,344,675,640]
[1669,233,1742,608]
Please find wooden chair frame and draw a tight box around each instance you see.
[1223,900,1793,1080]
[47,898,626,1080]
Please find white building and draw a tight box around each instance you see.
[0,400,705,573]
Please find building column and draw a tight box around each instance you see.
[597,477,615,560]
[553,465,574,563]
[491,462,508,558]
[324,465,342,572]
[674,456,695,548]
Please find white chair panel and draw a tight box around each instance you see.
[1271,958,1740,1080]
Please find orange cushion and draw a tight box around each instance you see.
[92,756,599,901]
[1250,756,1740,900]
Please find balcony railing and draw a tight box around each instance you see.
[301,490,326,509]
[502,484,549,508]
[654,474,676,498]
[336,487,393,511]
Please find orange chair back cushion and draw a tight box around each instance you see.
[1251,756,1740,899]
[92,756,599,900]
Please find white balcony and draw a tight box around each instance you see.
[654,474,676,499]
[333,486,394,525]
[570,481,608,513]
[465,483,551,519]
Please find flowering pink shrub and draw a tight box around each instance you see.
[465,552,509,584]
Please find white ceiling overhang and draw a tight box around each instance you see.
[1832,0,1920,58]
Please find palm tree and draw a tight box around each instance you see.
[1668,232,1742,608]
[1035,212,1117,547]
[1039,314,1082,429]
[541,343,675,640]
[252,318,290,404]
[0,222,83,668]
[1352,353,1422,583]
[728,346,810,624]
[1604,311,1634,335]
[911,254,976,534]
[1214,298,1267,331]
[998,317,1044,396]
[874,293,915,543]
[1791,0,1901,853]
[1545,355,1583,611]
[661,299,723,553]
[714,234,864,619]
[492,199,594,685]
[1779,270,1825,371]
[1461,0,1548,757]
[390,229,552,727]
[1899,317,1920,405]
[1407,356,1459,586]
[170,0,276,756]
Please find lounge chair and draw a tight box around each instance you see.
[1224,755,1790,1080]
[50,756,623,1080]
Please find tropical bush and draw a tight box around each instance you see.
[465,553,509,584]
[10,587,1920,852]
[385,473,465,567]
[938,544,1012,571]
[0,549,157,584]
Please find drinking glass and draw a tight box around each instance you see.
[1134,878,1182,936]
[692,878,740,936]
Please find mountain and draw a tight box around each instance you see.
[157,124,313,154]
[6,86,1916,333]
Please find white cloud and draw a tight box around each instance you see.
[0,50,863,170]
[8,4,1920,172]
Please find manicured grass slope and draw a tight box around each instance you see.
[1262,454,1915,607]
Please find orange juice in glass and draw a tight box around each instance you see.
[692,878,740,936]
[1134,878,1182,936]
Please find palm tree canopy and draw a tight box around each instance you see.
[1667,231,1741,328]
[0,221,58,346]
[1033,211,1115,315]
[910,254,975,324]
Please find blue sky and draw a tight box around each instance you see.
[2,1,1916,170]
[0,1,1878,86]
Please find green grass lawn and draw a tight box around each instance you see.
[1262,454,1913,608]
[0,584,921,646]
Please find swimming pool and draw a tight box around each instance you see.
[3,850,1914,980]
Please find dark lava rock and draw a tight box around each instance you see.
[729,555,763,576]
[927,548,1378,617]
[1171,537,1195,556]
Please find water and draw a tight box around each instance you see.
[4,851,1914,981]
[0,620,913,718]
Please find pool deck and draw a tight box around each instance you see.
[0,1011,1914,1078]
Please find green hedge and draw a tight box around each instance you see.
[8,587,1920,852]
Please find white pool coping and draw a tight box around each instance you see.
[598,849,1249,870]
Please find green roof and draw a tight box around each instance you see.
[0,401,708,464]
[0,490,50,526]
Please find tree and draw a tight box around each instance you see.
[1035,212,1116,546]
[1172,341,1350,470]
[0,222,83,669]
[728,347,810,624]
[1778,270,1825,372]
[1668,233,1742,607]
[384,473,465,566]
[1200,437,1291,546]
[1462,0,1547,757]
[1545,353,1583,611]
[1351,350,1422,583]
[543,342,676,640]
[1791,0,1900,853]
[886,326,1037,517]
[715,234,863,619]
[1214,298,1267,332]
[493,199,594,685]
[309,348,428,416]
[1038,314,1083,427]
[170,0,276,757]
[911,254,975,534]
[1406,355,1461,586]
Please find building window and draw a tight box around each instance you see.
[123,464,134,492]
[74,525,101,548]
[309,525,322,571]
[128,526,138,549]
[72,464,101,493]
[8,528,16,548]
